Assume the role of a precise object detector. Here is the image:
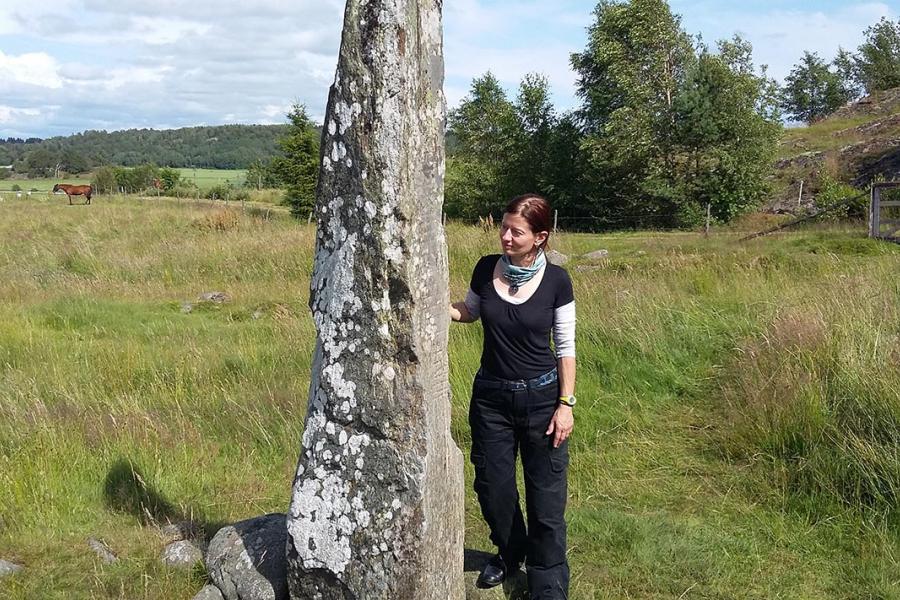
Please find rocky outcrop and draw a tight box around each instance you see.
[285,0,464,599]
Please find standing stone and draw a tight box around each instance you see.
[285,1,463,599]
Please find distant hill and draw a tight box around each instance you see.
[772,87,900,212]
[0,124,291,173]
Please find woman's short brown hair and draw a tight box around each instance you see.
[505,193,552,249]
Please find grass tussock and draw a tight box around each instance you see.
[721,294,900,516]
[192,208,241,232]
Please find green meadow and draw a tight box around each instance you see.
[175,168,246,190]
[0,175,92,194]
[0,169,245,195]
[0,198,898,599]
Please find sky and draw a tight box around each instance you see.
[0,0,897,139]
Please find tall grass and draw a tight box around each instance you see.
[0,197,899,598]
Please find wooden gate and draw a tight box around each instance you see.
[869,182,900,242]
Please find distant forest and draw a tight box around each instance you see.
[0,124,290,174]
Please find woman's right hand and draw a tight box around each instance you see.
[450,301,475,322]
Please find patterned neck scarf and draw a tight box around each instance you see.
[501,249,546,293]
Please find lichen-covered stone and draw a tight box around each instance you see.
[193,585,226,600]
[161,540,203,569]
[285,0,463,598]
[206,513,287,600]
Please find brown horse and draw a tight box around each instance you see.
[53,183,93,205]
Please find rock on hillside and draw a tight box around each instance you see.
[771,87,900,213]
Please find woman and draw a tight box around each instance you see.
[450,194,576,600]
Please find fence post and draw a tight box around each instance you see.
[442,212,447,227]
[797,180,804,208]
[308,211,313,225]
[705,203,711,237]
[553,210,558,234]
[869,186,879,238]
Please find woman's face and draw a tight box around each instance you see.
[499,212,547,260]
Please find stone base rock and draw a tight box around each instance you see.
[162,540,203,569]
[206,513,287,600]
[193,584,226,600]
[0,559,23,577]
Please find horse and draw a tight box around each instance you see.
[53,184,93,205]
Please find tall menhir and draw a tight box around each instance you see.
[286,1,464,599]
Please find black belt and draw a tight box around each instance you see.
[475,368,558,391]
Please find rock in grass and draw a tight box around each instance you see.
[193,584,226,600]
[160,521,204,544]
[545,249,569,265]
[0,559,23,577]
[583,249,609,260]
[161,540,203,569]
[87,538,117,564]
[206,513,287,600]
[198,292,230,303]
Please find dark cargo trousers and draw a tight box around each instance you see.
[469,370,570,599]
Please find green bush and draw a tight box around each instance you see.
[815,173,865,219]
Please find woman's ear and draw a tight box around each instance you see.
[535,231,549,248]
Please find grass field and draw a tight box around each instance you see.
[0,175,92,194]
[175,168,245,190]
[0,169,245,195]
[0,197,899,599]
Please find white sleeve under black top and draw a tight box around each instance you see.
[468,254,575,381]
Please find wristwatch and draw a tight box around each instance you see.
[559,395,577,407]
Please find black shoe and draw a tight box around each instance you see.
[476,554,506,589]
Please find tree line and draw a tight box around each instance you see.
[446,0,781,228]
[443,1,900,229]
[780,17,900,124]
[0,124,288,176]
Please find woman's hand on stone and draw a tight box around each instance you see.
[546,405,573,448]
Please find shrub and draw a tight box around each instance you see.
[205,184,231,201]
[170,182,200,198]
[816,173,866,220]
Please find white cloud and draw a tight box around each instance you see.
[128,16,212,46]
[0,51,62,89]
[0,105,41,123]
